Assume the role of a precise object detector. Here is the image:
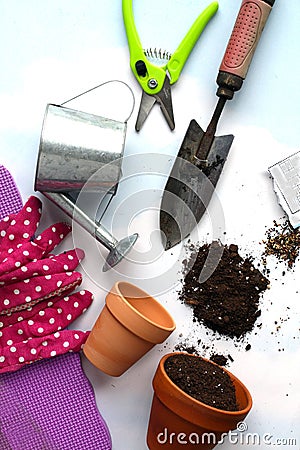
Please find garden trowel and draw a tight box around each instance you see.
[160,0,275,249]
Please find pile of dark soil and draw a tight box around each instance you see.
[180,241,270,338]
[164,354,238,411]
[261,219,300,269]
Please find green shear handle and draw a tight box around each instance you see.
[123,1,219,96]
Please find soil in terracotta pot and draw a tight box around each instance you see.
[180,241,270,338]
[164,354,238,411]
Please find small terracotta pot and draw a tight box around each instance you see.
[147,352,252,450]
[83,282,176,376]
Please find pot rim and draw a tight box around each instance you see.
[158,352,252,417]
[110,281,176,333]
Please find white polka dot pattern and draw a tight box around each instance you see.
[0,196,94,373]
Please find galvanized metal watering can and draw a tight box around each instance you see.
[34,82,138,271]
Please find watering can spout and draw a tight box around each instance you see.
[102,233,138,272]
[43,192,138,271]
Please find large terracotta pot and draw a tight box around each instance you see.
[147,352,252,449]
[83,282,176,376]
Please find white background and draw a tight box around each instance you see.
[0,1,299,449]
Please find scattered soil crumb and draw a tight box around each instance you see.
[261,219,300,269]
[174,342,200,355]
[210,354,229,366]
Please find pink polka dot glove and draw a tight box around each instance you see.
[0,196,93,374]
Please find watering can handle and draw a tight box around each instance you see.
[61,80,135,123]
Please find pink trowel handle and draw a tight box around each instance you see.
[217,0,275,100]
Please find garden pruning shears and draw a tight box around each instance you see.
[122,0,219,131]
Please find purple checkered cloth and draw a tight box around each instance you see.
[0,165,23,220]
[0,353,112,450]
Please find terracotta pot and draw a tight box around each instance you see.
[147,352,252,450]
[83,282,176,376]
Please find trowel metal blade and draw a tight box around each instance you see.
[160,119,234,249]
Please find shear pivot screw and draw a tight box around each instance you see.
[148,78,158,89]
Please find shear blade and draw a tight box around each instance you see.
[135,91,156,132]
[154,77,175,130]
